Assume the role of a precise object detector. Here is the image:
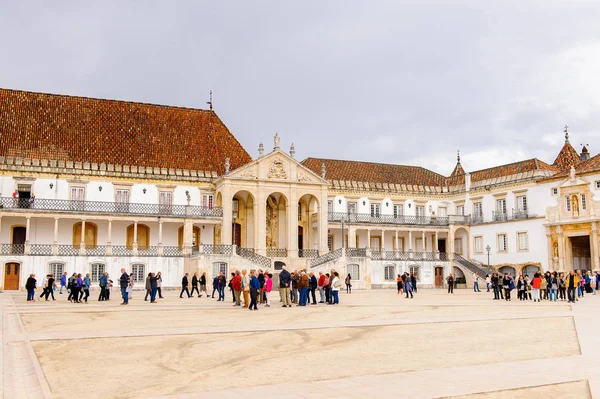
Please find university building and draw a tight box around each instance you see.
[1,88,598,290]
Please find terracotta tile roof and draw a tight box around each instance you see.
[301,158,448,187]
[469,158,557,183]
[573,153,600,174]
[552,142,580,171]
[0,88,252,174]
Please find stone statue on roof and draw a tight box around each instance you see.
[569,165,576,181]
[274,133,280,151]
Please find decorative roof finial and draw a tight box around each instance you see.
[564,124,569,143]
[258,142,264,157]
[206,90,213,111]
[321,162,326,179]
[274,132,280,151]
[224,157,230,175]
[457,149,461,164]
[290,143,296,158]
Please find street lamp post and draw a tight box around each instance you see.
[486,245,491,275]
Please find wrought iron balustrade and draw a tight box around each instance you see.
[371,250,382,260]
[298,249,319,258]
[327,212,452,226]
[512,210,530,220]
[235,247,272,268]
[58,245,80,256]
[30,244,53,256]
[85,245,106,256]
[0,243,24,255]
[163,246,183,257]
[200,244,233,256]
[492,211,509,222]
[0,197,223,218]
[266,248,288,257]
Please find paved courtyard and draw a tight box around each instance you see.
[2,287,599,398]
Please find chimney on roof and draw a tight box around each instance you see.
[580,144,590,161]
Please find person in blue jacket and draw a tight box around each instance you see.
[249,269,261,310]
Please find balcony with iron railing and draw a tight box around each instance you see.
[328,212,470,227]
[0,197,223,219]
[471,209,536,225]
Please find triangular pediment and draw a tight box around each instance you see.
[220,150,327,185]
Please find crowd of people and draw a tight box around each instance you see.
[395,272,418,298]
[23,266,348,308]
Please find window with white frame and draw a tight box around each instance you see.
[473,202,483,217]
[384,265,396,281]
[516,195,527,212]
[212,262,228,276]
[456,205,465,216]
[115,189,130,212]
[409,265,420,281]
[91,263,106,282]
[474,236,483,253]
[48,262,64,277]
[496,198,507,215]
[454,238,463,255]
[393,204,403,218]
[566,196,571,212]
[371,203,380,217]
[581,194,587,210]
[347,202,357,214]
[347,264,360,280]
[517,232,528,251]
[415,205,425,217]
[202,194,213,210]
[497,234,507,252]
[70,186,85,201]
[327,200,333,213]
[437,207,447,217]
[130,263,145,283]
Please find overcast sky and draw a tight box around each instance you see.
[2,1,600,175]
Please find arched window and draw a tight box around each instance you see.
[274,261,286,271]
[347,264,360,280]
[48,262,65,277]
[126,224,150,249]
[178,226,201,249]
[384,265,396,281]
[90,263,106,282]
[73,222,98,248]
[130,263,145,283]
[522,265,540,277]
[212,262,228,276]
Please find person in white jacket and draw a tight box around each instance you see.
[330,271,341,305]
[485,274,491,292]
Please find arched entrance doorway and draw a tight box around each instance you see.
[298,194,320,256]
[11,226,26,254]
[232,191,255,248]
[266,193,288,253]
[499,266,516,277]
[453,266,466,287]
[522,265,540,277]
[434,266,444,287]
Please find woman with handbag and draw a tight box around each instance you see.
[330,271,341,305]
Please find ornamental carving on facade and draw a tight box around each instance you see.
[268,158,287,179]
[297,170,311,182]
[239,167,257,179]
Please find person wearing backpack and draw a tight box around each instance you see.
[98,272,108,301]
[330,271,341,305]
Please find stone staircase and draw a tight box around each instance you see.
[453,255,488,279]
[235,246,272,269]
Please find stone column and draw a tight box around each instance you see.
[106,220,113,256]
[435,231,439,259]
[546,229,554,271]
[319,190,329,254]
[592,223,599,271]
[253,201,259,250]
[158,219,164,256]
[80,219,86,254]
[422,231,426,254]
[53,217,59,256]
[132,221,138,254]
[557,227,566,271]
[221,186,233,245]
[182,220,193,255]
[367,229,371,248]
[448,228,455,256]
[25,216,31,255]
[381,230,385,251]
[287,189,298,256]
[408,230,413,259]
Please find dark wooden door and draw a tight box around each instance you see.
[232,223,241,247]
[298,226,304,250]
[435,267,444,288]
[4,263,20,290]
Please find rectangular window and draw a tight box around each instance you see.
[581,194,587,210]
[518,232,528,251]
[566,196,571,212]
[159,191,173,214]
[437,207,447,217]
[371,203,380,217]
[497,234,507,252]
[202,194,213,209]
[48,262,64,277]
[347,202,357,214]
[115,189,130,213]
[454,238,463,255]
[393,204,403,218]
[474,236,483,253]
[384,265,395,281]
[516,196,527,212]
[328,235,334,252]
[552,188,558,195]
[415,205,425,217]
[456,205,465,216]
[70,186,85,201]
[130,264,145,283]
[473,202,483,217]
[496,198,507,214]
[327,200,333,213]
[212,262,228,276]
[91,263,106,282]
[347,264,360,280]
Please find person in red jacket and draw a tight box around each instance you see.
[531,272,542,302]
[317,272,326,303]
[232,270,242,306]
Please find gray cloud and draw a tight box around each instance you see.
[2,0,600,175]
